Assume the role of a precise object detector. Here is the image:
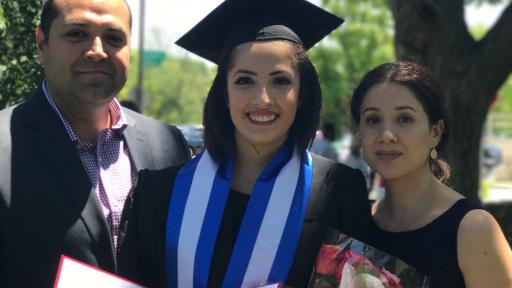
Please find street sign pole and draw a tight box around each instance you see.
[135,0,145,109]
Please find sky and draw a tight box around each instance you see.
[125,0,508,55]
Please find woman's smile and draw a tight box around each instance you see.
[375,150,403,162]
[247,110,280,125]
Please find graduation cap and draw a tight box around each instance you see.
[176,0,344,64]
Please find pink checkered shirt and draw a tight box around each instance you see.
[42,82,135,251]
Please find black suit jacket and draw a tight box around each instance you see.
[120,154,371,288]
[0,89,191,288]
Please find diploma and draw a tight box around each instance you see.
[54,255,145,288]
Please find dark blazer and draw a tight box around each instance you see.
[120,153,371,288]
[0,88,191,288]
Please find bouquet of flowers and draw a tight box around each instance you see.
[309,234,430,288]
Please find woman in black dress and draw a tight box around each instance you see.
[121,0,371,287]
[350,61,512,287]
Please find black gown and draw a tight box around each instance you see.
[368,198,483,288]
[118,154,371,288]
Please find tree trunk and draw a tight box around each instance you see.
[389,0,512,200]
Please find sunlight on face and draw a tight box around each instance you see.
[358,82,441,181]
[38,0,131,106]
[227,41,300,151]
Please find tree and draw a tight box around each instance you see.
[0,1,44,109]
[143,56,213,124]
[0,5,5,36]
[119,52,213,124]
[389,0,512,200]
[471,24,512,132]
[491,76,512,114]
[117,25,214,125]
[311,0,395,135]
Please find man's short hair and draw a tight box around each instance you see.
[39,0,133,43]
[40,0,59,43]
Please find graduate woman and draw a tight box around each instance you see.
[122,0,371,287]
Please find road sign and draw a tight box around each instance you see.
[143,50,166,68]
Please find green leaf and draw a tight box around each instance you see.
[120,50,214,124]
[310,0,395,134]
[0,1,43,109]
[0,5,6,35]
[465,0,508,5]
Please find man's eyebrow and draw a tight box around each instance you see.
[62,22,125,32]
[62,22,88,27]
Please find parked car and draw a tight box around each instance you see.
[482,144,503,179]
[178,124,204,156]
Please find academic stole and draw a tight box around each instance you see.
[165,145,312,288]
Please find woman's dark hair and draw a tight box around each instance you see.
[350,61,450,183]
[203,41,322,163]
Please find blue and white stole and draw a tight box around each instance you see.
[165,144,313,288]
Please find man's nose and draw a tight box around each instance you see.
[85,36,107,61]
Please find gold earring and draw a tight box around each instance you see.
[430,148,438,160]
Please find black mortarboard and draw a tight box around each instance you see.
[176,0,344,64]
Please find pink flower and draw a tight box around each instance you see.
[379,267,402,288]
[314,245,342,275]
[335,250,355,282]
[313,245,405,288]
[335,250,403,288]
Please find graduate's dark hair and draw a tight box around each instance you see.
[203,41,322,163]
[350,61,450,183]
[40,0,132,43]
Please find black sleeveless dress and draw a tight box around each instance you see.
[369,198,483,288]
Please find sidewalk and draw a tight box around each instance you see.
[481,181,512,204]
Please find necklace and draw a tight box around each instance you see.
[251,143,260,155]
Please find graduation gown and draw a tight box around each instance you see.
[119,154,371,288]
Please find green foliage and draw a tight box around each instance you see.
[464,0,508,5]
[120,52,214,124]
[310,0,394,135]
[469,23,512,115]
[492,75,512,113]
[0,6,6,34]
[469,24,488,41]
[0,1,44,109]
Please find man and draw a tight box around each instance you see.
[0,0,190,287]
[311,122,338,161]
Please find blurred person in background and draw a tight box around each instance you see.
[342,135,373,190]
[311,122,338,161]
[120,99,141,113]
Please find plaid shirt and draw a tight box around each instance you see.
[42,82,136,250]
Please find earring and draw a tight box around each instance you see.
[430,148,438,160]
